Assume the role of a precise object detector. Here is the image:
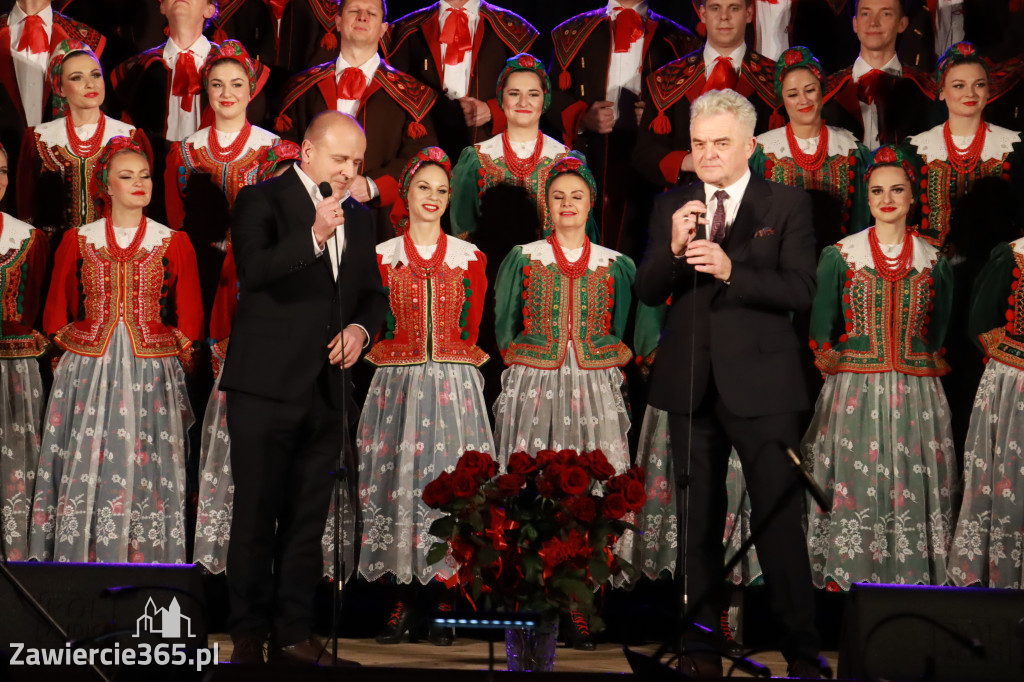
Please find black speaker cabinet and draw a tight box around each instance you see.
[839,583,1024,682]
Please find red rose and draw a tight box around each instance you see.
[536,449,557,468]
[554,449,577,465]
[451,471,479,499]
[507,451,539,475]
[606,474,629,493]
[587,450,617,480]
[559,466,590,496]
[625,466,645,484]
[422,471,454,507]
[784,49,802,67]
[603,493,629,519]
[496,473,526,496]
[536,475,558,498]
[456,450,498,481]
[567,496,596,523]
[623,479,646,512]
[518,54,536,68]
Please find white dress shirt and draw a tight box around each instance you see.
[8,4,52,127]
[437,0,480,100]
[295,163,348,278]
[703,169,751,239]
[853,54,901,151]
[703,43,745,80]
[163,36,212,142]
[754,0,791,61]
[604,0,647,124]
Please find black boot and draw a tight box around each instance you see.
[427,598,455,647]
[376,600,416,644]
[563,609,596,651]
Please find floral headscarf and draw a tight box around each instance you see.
[91,136,150,211]
[48,39,102,117]
[545,152,597,205]
[774,46,825,100]
[865,145,916,187]
[936,41,990,87]
[392,146,452,235]
[496,53,552,113]
[201,39,260,95]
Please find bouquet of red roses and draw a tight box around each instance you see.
[423,449,645,625]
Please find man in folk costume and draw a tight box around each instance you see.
[274,0,437,240]
[50,1,166,75]
[632,0,781,193]
[206,0,277,71]
[820,0,938,150]
[265,0,347,75]
[380,0,538,161]
[0,0,104,202]
[547,1,699,255]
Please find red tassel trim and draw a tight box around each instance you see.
[213,28,228,44]
[768,109,785,130]
[274,113,293,133]
[321,31,337,52]
[559,70,571,91]
[651,111,671,135]
[408,121,427,139]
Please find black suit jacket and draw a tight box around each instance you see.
[635,175,816,418]
[221,166,387,402]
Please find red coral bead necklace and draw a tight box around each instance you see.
[868,226,913,282]
[404,228,447,276]
[66,114,106,158]
[943,119,986,174]
[786,122,829,171]
[547,232,591,279]
[105,213,148,261]
[502,130,544,178]
[208,121,252,163]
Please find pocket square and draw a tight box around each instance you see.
[754,227,776,238]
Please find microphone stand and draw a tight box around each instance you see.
[330,212,350,667]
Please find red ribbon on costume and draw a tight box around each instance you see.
[440,7,472,66]
[856,68,884,105]
[703,56,738,93]
[17,15,49,54]
[171,51,202,113]
[336,67,367,100]
[265,0,291,22]
[612,7,644,53]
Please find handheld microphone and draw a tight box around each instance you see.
[318,181,333,199]
[784,447,832,512]
[693,214,707,242]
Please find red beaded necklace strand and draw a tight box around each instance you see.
[502,130,544,179]
[868,227,914,282]
[66,114,106,158]
[208,121,253,163]
[547,233,591,279]
[786,122,829,171]
[104,213,148,261]
[403,229,447,276]
[943,119,986,174]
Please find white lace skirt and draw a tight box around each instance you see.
[491,351,630,472]
[28,325,193,563]
[356,360,494,584]
[1,357,45,561]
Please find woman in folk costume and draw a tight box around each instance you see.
[803,145,957,589]
[947,233,1024,589]
[16,40,152,247]
[359,147,492,646]
[749,46,871,249]
[491,154,633,649]
[900,41,1024,462]
[0,142,49,562]
[182,40,299,575]
[28,136,203,564]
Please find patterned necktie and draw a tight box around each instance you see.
[337,67,367,100]
[171,51,201,113]
[710,190,729,243]
[704,56,738,94]
[18,14,49,54]
[440,7,472,66]
[612,7,644,53]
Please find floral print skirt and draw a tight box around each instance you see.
[492,351,630,472]
[1,358,45,561]
[194,372,353,579]
[357,360,494,584]
[803,370,957,589]
[948,359,1024,588]
[28,325,194,563]
[620,406,763,586]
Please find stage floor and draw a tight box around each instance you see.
[209,634,839,676]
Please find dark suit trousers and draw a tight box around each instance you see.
[668,376,819,662]
[225,365,343,646]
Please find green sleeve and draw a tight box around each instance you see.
[967,242,1015,349]
[847,142,872,235]
[809,245,847,347]
[929,253,954,351]
[450,146,482,240]
[609,254,636,341]
[749,142,768,179]
[585,213,600,244]
[493,246,527,354]
[632,302,668,360]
